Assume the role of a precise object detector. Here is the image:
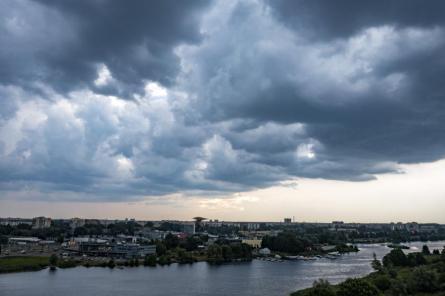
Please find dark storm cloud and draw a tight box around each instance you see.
[0,0,210,95]
[273,2,445,166]
[181,0,445,179]
[2,0,445,201]
[266,0,445,40]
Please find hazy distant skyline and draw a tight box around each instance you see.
[1,0,445,222]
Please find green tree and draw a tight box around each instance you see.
[221,245,233,261]
[164,233,179,249]
[389,279,408,296]
[207,244,223,263]
[422,245,431,255]
[144,255,157,267]
[49,254,58,270]
[307,279,336,296]
[408,267,439,293]
[107,259,115,268]
[158,255,171,265]
[156,241,167,256]
[371,253,383,272]
[383,248,408,267]
[337,278,379,296]
[407,252,426,267]
[182,236,201,251]
[371,274,391,291]
[261,232,306,254]
[74,226,87,236]
[177,248,194,264]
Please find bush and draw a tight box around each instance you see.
[57,259,77,269]
[408,267,439,293]
[307,279,336,296]
[372,274,391,291]
[407,252,426,267]
[144,255,157,267]
[49,254,58,266]
[207,244,223,263]
[389,279,408,296]
[156,242,167,256]
[337,278,379,296]
[158,255,171,265]
[177,249,195,264]
[387,267,398,279]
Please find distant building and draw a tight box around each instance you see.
[180,222,195,235]
[6,237,57,254]
[0,218,32,226]
[73,239,156,259]
[70,218,86,229]
[8,237,41,245]
[32,217,51,229]
[390,222,405,231]
[112,244,156,259]
[240,222,260,231]
[259,248,271,256]
[284,218,292,224]
[406,222,419,233]
[138,229,168,240]
[419,224,438,233]
[242,239,262,249]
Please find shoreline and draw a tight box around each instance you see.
[0,255,254,275]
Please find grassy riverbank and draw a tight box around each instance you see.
[0,256,50,273]
[0,243,253,273]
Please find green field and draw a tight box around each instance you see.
[0,256,49,273]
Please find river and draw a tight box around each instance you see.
[1,241,444,296]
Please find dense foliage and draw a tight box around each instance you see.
[207,243,252,263]
[261,232,310,254]
[293,247,445,296]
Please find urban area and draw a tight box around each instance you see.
[1,216,445,272]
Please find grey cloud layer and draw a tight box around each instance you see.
[1,0,445,201]
[1,0,209,95]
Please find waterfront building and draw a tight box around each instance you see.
[6,237,58,255]
[112,244,156,258]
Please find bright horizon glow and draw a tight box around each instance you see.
[1,159,444,223]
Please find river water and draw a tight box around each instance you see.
[1,241,444,296]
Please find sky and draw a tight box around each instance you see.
[1,0,445,222]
